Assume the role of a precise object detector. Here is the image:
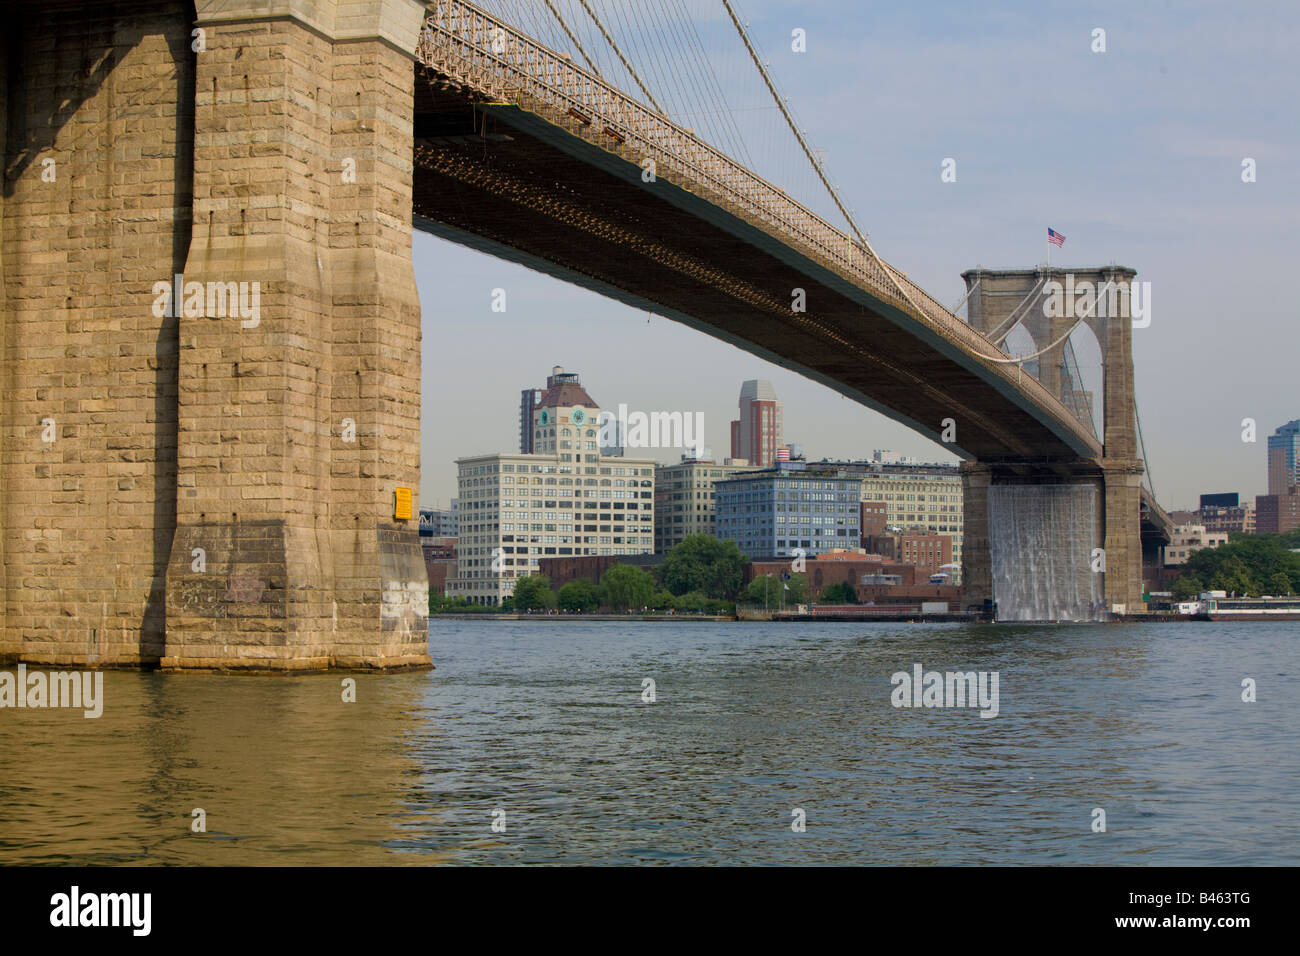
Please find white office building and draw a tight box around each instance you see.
[448,369,655,605]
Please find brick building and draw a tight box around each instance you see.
[900,533,954,579]
[1257,488,1300,535]
[422,537,457,597]
[859,500,888,538]
[537,553,662,590]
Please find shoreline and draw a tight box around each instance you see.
[430,612,1295,624]
[431,613,734,622]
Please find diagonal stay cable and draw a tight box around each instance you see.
[986,276,1048,345]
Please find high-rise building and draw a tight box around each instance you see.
[729,379,783,468]
[714,462,862,559]
[1257,488,1300,535]
[1268,419,1300,496]
[419,501,459,538]
[654,455,757,553]
[519,388,540,454]
[520,366,598,455]
[451,367,655,605]
[860,500,888,537]
[422,537,458,598]
[521,366,605,455]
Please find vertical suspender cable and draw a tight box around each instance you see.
[542,0,605,77]
[576,0,664,112]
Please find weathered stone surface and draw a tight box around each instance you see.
[1,0,192,666]
[162,0,430,670]
[2,0,430,670]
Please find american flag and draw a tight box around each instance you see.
[1047,227,1066,248]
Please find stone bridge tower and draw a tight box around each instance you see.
[0,0,432,669]
[957,267,1145,618]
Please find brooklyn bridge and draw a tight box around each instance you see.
[0,0,1171,669]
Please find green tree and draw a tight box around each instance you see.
[512,573,556,611]
[1170,577,1202,602]
[821,581,858,603]
[1185,535,1300,595]
[742,575,776,605]
[1209,556,1256,596]
[1267,571,1293,596]
[660,534,749,598]
[651,589,676,610]
[673,590,710,612]
[599,563,657,610]
[557,578,599,612]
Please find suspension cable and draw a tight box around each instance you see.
[949,277,980,316]
[985,318,1086,364]
[542,0,604,77]
[576,0,664,112]
[985,277,1047,345]
[1062,334,1098,438]
[1135,395,1156,500]
[985,280,1120,366]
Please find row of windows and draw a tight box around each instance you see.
[766,480,858,491]
[504,476,648,486]
[468,491,654,505]
[496,492,648,503]
[461,463,654,477]
[657,469,734,481]
[538,427,598,438]
[865,492,959,502]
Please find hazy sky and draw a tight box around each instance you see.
[416,0,1299,512]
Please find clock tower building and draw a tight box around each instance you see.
[449,366,658,605]
[531,366,602,457]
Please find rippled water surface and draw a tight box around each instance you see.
[1,619,1297,864]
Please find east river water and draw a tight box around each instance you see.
[1,619,1296,865]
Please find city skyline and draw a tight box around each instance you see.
[419,325,1295,512]
[417,0,1299,515]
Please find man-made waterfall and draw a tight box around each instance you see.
[988,484,1103,621]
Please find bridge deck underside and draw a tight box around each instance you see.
[412,79,1090,463]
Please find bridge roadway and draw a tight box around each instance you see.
[412,0,1103,467]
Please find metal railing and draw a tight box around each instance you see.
[417,0,1100,453]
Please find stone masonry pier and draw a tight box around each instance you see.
[959,268,1145,617]
[1,0,432,670]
